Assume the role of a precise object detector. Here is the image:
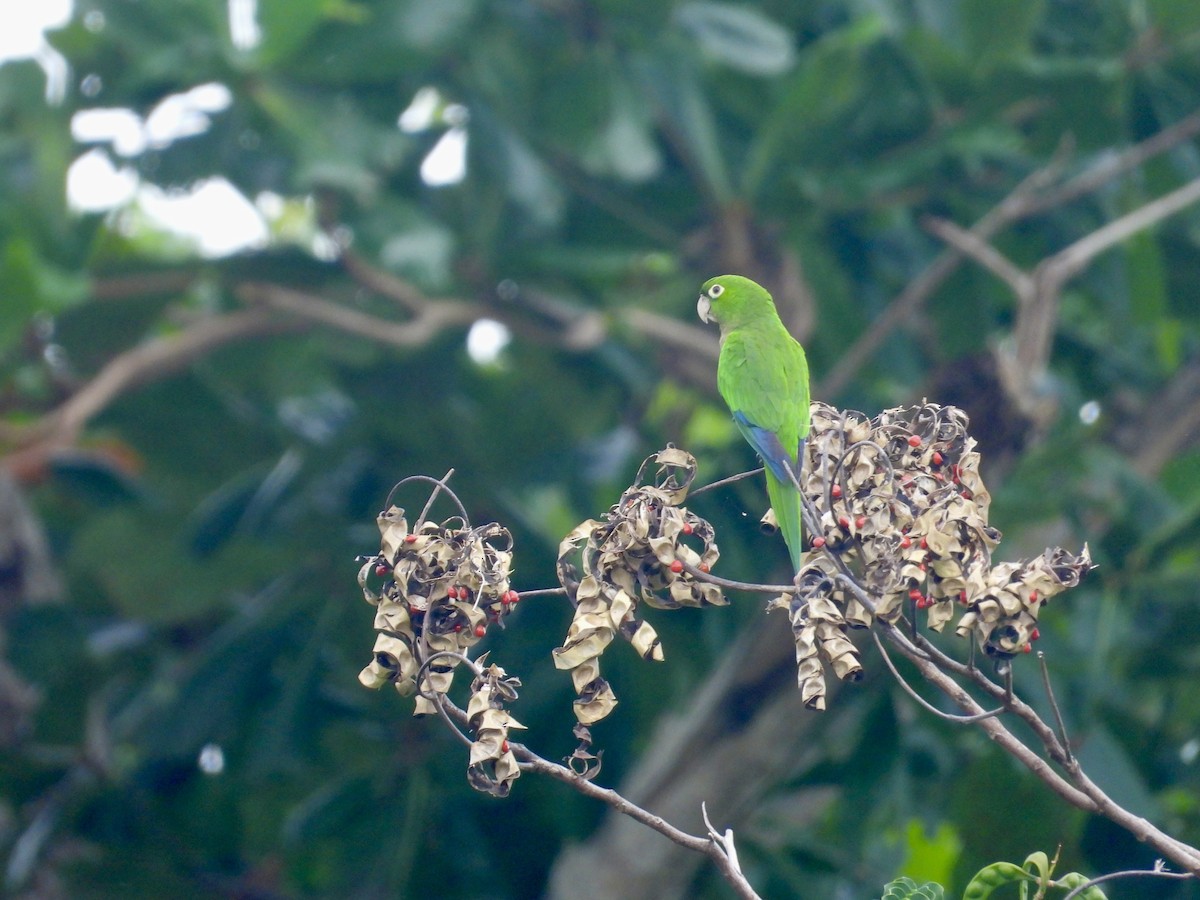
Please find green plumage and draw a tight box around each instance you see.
[697,275,811,573]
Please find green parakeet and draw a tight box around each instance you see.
[697,275,811,573]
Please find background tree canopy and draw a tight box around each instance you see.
[3,0,1200,897]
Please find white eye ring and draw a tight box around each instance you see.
[707,284,724,298]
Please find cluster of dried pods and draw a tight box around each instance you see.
[356,403,1094,792]
[783,402,1091,709]
[554,447,722,724]
[356,505,522,794]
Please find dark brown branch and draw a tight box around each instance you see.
[2,309,297,476]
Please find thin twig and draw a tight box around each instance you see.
[700,802,759,900]
[681,560,793,595]
[1038,651,1073,762]
[515,587,569,599]
[414,651,481,748]
[384,473,470,523]
[417,469,457,528]
[1060,862,1194,900]
[688,466,765,498]
[871,632,1004,724]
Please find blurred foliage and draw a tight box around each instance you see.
[2,0,1200,897]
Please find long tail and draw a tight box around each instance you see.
[765,469,804,574]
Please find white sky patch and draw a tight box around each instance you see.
[71,83,232,157]
[0,0,73,102]
[72,107,145,155]
[466,318,511,365]
[1078,400,1101,425]
[400,87,469,186]
[67,148,139,212]
[399,86,442,132]
[421,126,468,186]
[137,178,268,257]
[228,0,262,50]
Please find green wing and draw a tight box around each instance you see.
[717,321,811,572]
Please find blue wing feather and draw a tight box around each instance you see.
[732,410,803,485]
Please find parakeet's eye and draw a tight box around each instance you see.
[707,284,724,299]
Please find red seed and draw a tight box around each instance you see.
[682,522,694,535]
[446,585,458,599]
[670,560,684,574]
[855,515,866,529]
[838,515,850,529]
[453,623,463,632]
[909,588,923,601]
[698,563,710,573]
[932,451,944,466]
[959,590,968,604]
[908,435,921,447]
[501,740,509,753]
[459,587,471,601]
[404,534,417,544]
[1029,590,1039,604]
[508,590,520,604]
[375,564,390,577]
[831,484,843,499]
[920,536,928,549]
[900,536,912,549]
[474,625,486,638]
[1023,643,1032,653]
[812,536,826,549]
[1030,628,1040,641]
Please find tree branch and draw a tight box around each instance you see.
[820,108,1200,397]
[237,281,481,348]
[2,309,297,476]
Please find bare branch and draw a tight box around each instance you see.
[2,309,296,475]
[620,308,719,363]
[871,631,1004,724]
[516,747,761,900]
[340,249,436,314]
[820,108,1200,397]
[1029,105,1200,215]
[921,216,1034,297]
[238,281,480,347]
[1047,174,1200,283]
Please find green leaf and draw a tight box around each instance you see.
[962,861,1032,898]
[878,875,945,900]
[959,0,1044,71]
[674,1,796,76]
[0,239,88,353]
[635,46,732,202]
[895,819,961,888]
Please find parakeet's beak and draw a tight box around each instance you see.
[697,294,712,324]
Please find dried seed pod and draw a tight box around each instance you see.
[789,402,1091,705]
[466,662,525,797]
[357,502,518,713]
[553,448,722,724]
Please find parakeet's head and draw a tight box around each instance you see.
[696,274,777,330]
